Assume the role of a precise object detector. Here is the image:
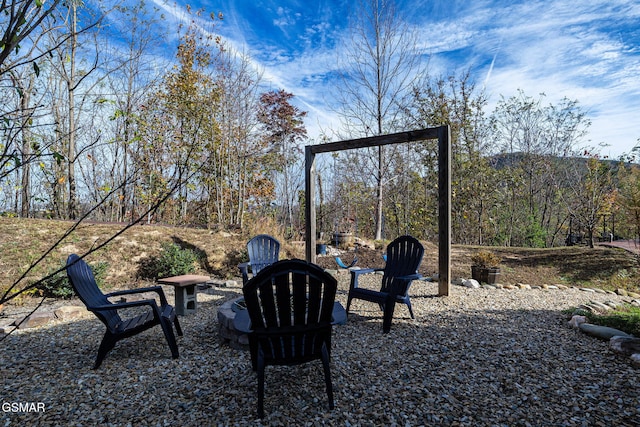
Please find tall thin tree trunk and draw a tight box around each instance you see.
[19,80,32,217]
[375,146,384,240]
[67,4,79,220]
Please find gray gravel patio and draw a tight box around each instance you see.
[1,272,639,426]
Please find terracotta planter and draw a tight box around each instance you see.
[471,266,501,284]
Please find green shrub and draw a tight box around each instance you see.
[37,260,108,299]
[138,242,198,280]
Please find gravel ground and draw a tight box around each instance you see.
[1,272,639,426]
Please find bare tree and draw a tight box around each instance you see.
[102,2,168,222]
[492,91,590,246]
[334,0,425,240]
[39,2,107,219]
[209,46,263,229]
[564,155,616,248]
[0,0,64,76]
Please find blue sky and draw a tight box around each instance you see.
[145,0,640,157]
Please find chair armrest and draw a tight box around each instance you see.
[89,299,159,313]
[239,262,251,285]
[394,273,422,282]
[389,273,423,296]
[233,308,252,333]
[351,268,379,276]
[105,286,169,306]
[349,268,382,289]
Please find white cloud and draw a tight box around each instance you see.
[143,0,640,154]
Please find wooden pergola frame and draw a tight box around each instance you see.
[304,126,451,296]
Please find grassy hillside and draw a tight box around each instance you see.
[0,218,302,300]
[1,217,639,304]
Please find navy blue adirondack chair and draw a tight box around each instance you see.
[238,259,339,418]
[346,235,424,333]
[238,234,280,285]
[66,254,183,369]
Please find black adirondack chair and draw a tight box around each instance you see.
[238,234,280,285]
[239,259,338,418]
[346,235,424,333]
[65,254,183,369]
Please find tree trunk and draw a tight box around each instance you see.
[66,4,79,220]
[19,78,32,217]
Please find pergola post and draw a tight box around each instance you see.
[438,126,451,296]
[305,146,317,264]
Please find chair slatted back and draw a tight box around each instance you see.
[247,234,280,276]
[243,259,337,363]
[66,254,121,330]
[380,236,424,295]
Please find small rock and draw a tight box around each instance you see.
[54,305,89,320]
[609,336,640,355]
[578,304,597,313]
[15,312,55,329]
[579,323,631,340]
[568,315,587,329]
[616,288,628,297]
[630,353,640,367]
[589,301,612,312]
[462,279,480,288]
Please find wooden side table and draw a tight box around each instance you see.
[157,275,211,315]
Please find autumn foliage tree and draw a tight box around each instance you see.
[257,89,307,236]
[137,18,222,224]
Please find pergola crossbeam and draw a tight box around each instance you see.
[304,126,451,296]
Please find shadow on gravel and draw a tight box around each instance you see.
[2,285,639,426]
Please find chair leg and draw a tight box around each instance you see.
[382,297,397,333]
[94,331,117,369]
[173,315,183,336]
[249,339,258,371]
[406,297,415,319]
[159,317,180,359]
[321,344,334,410]
[257,352,265,418]
[345,294,353,315]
